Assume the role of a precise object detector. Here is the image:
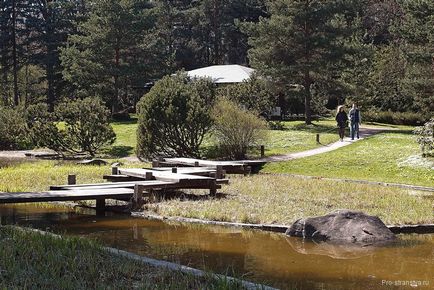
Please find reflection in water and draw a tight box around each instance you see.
[0,204,432,290]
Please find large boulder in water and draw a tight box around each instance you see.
[286,210,395,244]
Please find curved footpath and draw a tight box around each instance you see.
[259,127,383,162]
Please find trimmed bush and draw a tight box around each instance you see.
[363,110,430,126]
[136,73,215,159]
[28,98,116,157]
[212,98,268,160]
[414,118,433,157]
[0,106,32,150]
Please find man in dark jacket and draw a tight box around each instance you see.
[348,104,361,140]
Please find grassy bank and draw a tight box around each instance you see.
[0,160,147,192]
[145,174,433,226]
[0,226,243,289]
[263,131,434,187]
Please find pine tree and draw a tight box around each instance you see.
[60,0,158,113]
[244,0,357,124]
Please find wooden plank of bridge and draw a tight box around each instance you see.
[118,168,213,183]
[50,180,178,191]
[119,168,218,195]
[103,175,143,182]
[149,166,217,176]
[164,157,244,168]
[0,188,134,204]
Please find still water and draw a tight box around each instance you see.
[0,204,432,289]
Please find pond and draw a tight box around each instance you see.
[0,204,432,289]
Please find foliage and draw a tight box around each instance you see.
[212,98,267,160]
[268,121,284,131]
[1,0,432,123]
[28,98,116,157]
[243,0,358,124]
[346,1,434,116]
[363,110,430,126]
[136,73,215,159]
[0,106,32,150]
[60,0,158,113]
[216,76,276,117]
[414,118,434,157]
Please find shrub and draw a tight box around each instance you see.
[136,72,215,159]
[212,98,268,160]
[28,98,116,157]
[268,120,285,130]
[414,118,433,157]
[363,110,430,125]
[0,106,32,150]
[216,76,276,117]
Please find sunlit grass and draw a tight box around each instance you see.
[263,131,434,186]
[109,116,415,158]
[0,226,244,289]
[0,160,148,192]
[145,174,433,226]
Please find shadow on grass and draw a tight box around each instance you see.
[110,116,138,125]
[103,145,134,158]
[289,122,336,133]
[152,190,228,202]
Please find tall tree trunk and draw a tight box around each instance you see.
[1,57,8,106]
[113,45,120,115]
[304,71,312,125]
[12,0,19,106]
[47,61,55,111]
[46,5,56,112]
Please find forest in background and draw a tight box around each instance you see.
[0,0,433,121]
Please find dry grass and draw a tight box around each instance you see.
[145,174,434,226]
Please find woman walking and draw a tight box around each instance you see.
[335,105,348,141]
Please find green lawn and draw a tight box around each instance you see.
[263,130,434,187]
[109,117,343,158]
[0,226,242,289]
[106,118,139,157]
[262,120,338,156]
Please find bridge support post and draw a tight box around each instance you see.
[96,199,105,215]
[111,166,119,175]
[209,181,217,196]
[132,184,144,210]
[68,174,76,185]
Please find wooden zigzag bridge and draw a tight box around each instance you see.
[0,158,265,212]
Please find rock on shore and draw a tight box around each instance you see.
[286,210,396,244]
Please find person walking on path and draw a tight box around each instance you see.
[335,105,348,142]
[348,103,361,140]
